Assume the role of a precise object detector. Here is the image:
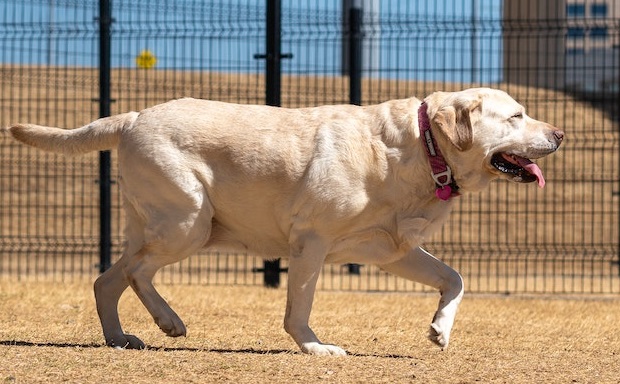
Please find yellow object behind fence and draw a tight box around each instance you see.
[135,49,157,69]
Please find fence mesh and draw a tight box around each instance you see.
[0,0,618,293]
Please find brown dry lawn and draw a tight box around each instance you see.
[1,282,619,383]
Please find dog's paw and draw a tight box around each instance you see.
[428,323,450,350]
[107,334,146,350]
[154,314,187,338]
[301,342,347,356]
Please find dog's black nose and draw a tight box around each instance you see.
[553,130,564,145]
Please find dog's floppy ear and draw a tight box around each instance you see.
[431,101,480,151]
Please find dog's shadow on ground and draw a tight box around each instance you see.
[0,339,415,359]
[1,340,102,349]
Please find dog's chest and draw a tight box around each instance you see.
[396,210,452,247]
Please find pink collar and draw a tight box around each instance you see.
[418,102,460,201]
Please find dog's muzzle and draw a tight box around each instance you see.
[491,129,564,188]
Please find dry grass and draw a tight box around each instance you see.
[1,282,619,383]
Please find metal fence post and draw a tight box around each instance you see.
[345,1,363,276]
[265,0,282,108]
[348,3,362,106]
[98,0,113,273]
[260,0,291,288]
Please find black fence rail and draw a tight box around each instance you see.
[0,0,618,294]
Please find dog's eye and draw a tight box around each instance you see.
[510,112,523,120]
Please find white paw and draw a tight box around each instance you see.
[107,333,146,349]
[301,342,347,356]
[428,323,450,350]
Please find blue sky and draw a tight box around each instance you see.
[0,0,503,83]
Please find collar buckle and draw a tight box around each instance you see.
[431,166,452,187]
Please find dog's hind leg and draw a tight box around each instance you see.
[122,193,214,344]
[379,246,464,349]
[95,177,213,348]
[94,199,147,349]
[94,257,144,348]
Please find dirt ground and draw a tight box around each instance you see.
[1,282,619,383]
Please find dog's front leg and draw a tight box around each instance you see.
[284,236,346,356]
[380,246,464,349]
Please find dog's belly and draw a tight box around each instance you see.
[204,193,452,265]
[205,218,292,257]
[206,223,406,264]
[205,211,431,266]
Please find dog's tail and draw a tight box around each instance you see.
[5,112,139,155]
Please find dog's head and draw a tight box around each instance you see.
[425,88,564,193]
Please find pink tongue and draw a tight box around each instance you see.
[516,157,546,188]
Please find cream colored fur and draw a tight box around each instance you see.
[6,88,563,355]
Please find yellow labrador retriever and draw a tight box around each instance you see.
[6,88,563,355]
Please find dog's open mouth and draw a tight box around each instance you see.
[491,153,545,188]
